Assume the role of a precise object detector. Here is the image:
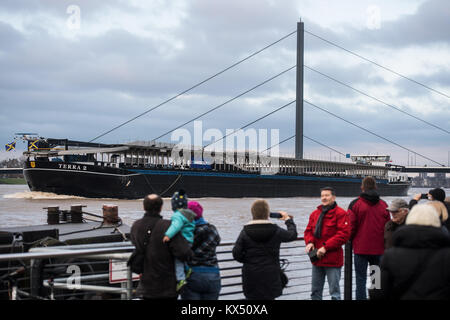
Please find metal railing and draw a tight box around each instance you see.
[0,238,358,300]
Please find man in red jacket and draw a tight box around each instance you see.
[348,176,390,300]
[304,187,351,300]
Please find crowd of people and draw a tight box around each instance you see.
[129,180,450,300]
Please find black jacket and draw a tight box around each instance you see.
[130,212,193,299]
[190,220,221,268]
[232,219,297,300]
[384,220,404,250]
[372,225,450,300]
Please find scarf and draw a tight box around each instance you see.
[195,217,208,226]
[313,202,337,239]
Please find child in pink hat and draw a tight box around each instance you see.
[188,201,203,220]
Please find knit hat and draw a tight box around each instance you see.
[405,203,441,228]
[429,188,446,202]
[188,201,203,220]
[171,189,188,211]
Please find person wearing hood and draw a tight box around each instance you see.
[232,199,297,300]
[304,187,351,300]
[348,176,390,300]
[181,201,222,300]
[163,190,197,291]
[371,203,450,300]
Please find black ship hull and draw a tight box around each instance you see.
[23,161,410,199]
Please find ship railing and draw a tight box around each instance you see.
[0,239,358,300]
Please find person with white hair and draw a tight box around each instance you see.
[427,201,449,234]
[371,204,450,300]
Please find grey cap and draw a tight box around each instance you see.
[387,199,408,212]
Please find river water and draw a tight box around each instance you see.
[0,184,444,242]
[2,184,449,300]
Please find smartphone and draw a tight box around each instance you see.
[420,193,428,200]
[270,212,282,219]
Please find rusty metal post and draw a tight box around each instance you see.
[344,241,353,300]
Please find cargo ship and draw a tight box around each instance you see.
[20,136,411,199]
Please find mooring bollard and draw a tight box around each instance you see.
[102,204,120,225]
[46,207,60,225]
[70,205,85,223]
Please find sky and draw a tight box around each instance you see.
[0,0,449,166]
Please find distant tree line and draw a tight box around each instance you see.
[0,157,25,179]
[0,157,25,168]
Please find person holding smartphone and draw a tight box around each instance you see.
[409,191,432,209]
[409,188,450,233]
[410,187,448,210]
[232,199,297,300]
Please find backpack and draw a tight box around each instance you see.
[127,222,154,274]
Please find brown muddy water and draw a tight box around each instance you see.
[0,184,436,242]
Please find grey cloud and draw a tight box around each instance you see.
[0,0,448,167]
[0,0,124,17]
[297,0,449,59]
[360,0,450,47]
[304,0,450,50]
[0,21,24,48]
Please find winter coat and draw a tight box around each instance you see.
[447,202,450,231]
[349,191,390,255]
[165,208,196,243]
[130,212,193,299]
[384,220,405,250]
[232,219,297,300]
[371,225,450,300]
[189,218,221,268]
[304,204,351,267]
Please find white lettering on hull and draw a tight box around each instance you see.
[58,163,88,171]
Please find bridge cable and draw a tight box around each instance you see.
[304,99,445,166]
[304,65,450,135]
[201,98,346,158]
[152,65,296,141]
[262,134,346,157]
[261,134,294,153]
[252,98,443,165]
[304,29,450,100]
[302,135,347,157]
[202,100,296,150]
[88,30,297,143]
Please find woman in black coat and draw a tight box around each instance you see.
[232,200,297,300]
[372,204,450,300]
